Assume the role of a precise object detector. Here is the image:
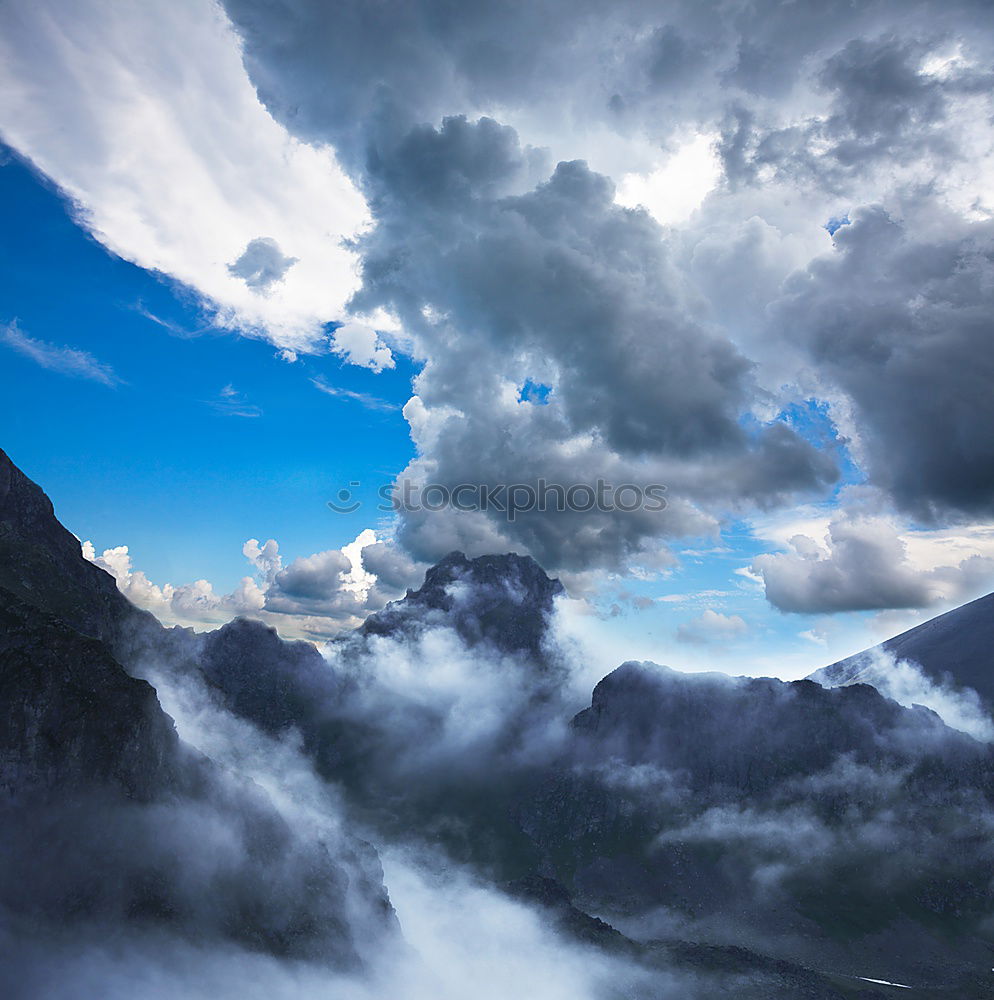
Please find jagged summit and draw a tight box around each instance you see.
[810,591,994,709]
[360,550,565,657]
[405,550,564,604]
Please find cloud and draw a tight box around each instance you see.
[83,531,417,637]
[717,35,994,194]
[310,376,400,412]
[0,321,120,385]
[817,647,994,742]
[344,119,835,573]
[209,384,262,418]
[752,516,935,614]
[360,540,427,603]
[82,541,266,627]
[752,513,994,614]
[265,548,354,616]
[331,322,395,372]
[614,132,721,225]
[242,537,282,581]
[227,236,298,292]
[768,207,994,520]
[675,609,749,644]
[0,0,369,350]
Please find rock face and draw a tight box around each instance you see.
[0,448,149,644]
[361,550,564,658]
[0,586,180,799]
[570,662,977,789]
[0,450,396,970]
[200,616,336,734]
[810,591,994,709]
[515,660,994,984]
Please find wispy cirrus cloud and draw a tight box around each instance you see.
[1,320,121,386]
[209,383,262,418]
[310,376,399,412]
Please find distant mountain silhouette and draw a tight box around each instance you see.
[361,549,564,658]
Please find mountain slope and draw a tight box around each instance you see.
[0,450,397,974]
[810,592,994,709]
[0,448,150,644]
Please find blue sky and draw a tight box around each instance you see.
[1,147,416,593]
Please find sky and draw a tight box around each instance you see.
[2,0,994,678]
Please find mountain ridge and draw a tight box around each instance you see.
[3,444,994,994]
[810,591,994,711]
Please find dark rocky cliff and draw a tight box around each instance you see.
[0,448,150,643]
[0,449,396,970]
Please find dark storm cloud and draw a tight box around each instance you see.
[719,34,994,190]
[221,0,993,169]
[360,540,426,597]
[220,0,623,169]
[219,0,994,576]
[356,125,756,458]
[771,207,994,519]
[263,546,357,616]
[352,118,835,570]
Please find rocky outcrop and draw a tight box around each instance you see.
[200,616,337,734]
[0,450,396,969]
[360,550,564,658]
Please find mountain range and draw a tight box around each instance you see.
[1,445,993,998]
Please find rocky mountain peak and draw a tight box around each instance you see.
[361,550,565,657]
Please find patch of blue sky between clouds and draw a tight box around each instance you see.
[518,378,552,405]
[824,214,851,236]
